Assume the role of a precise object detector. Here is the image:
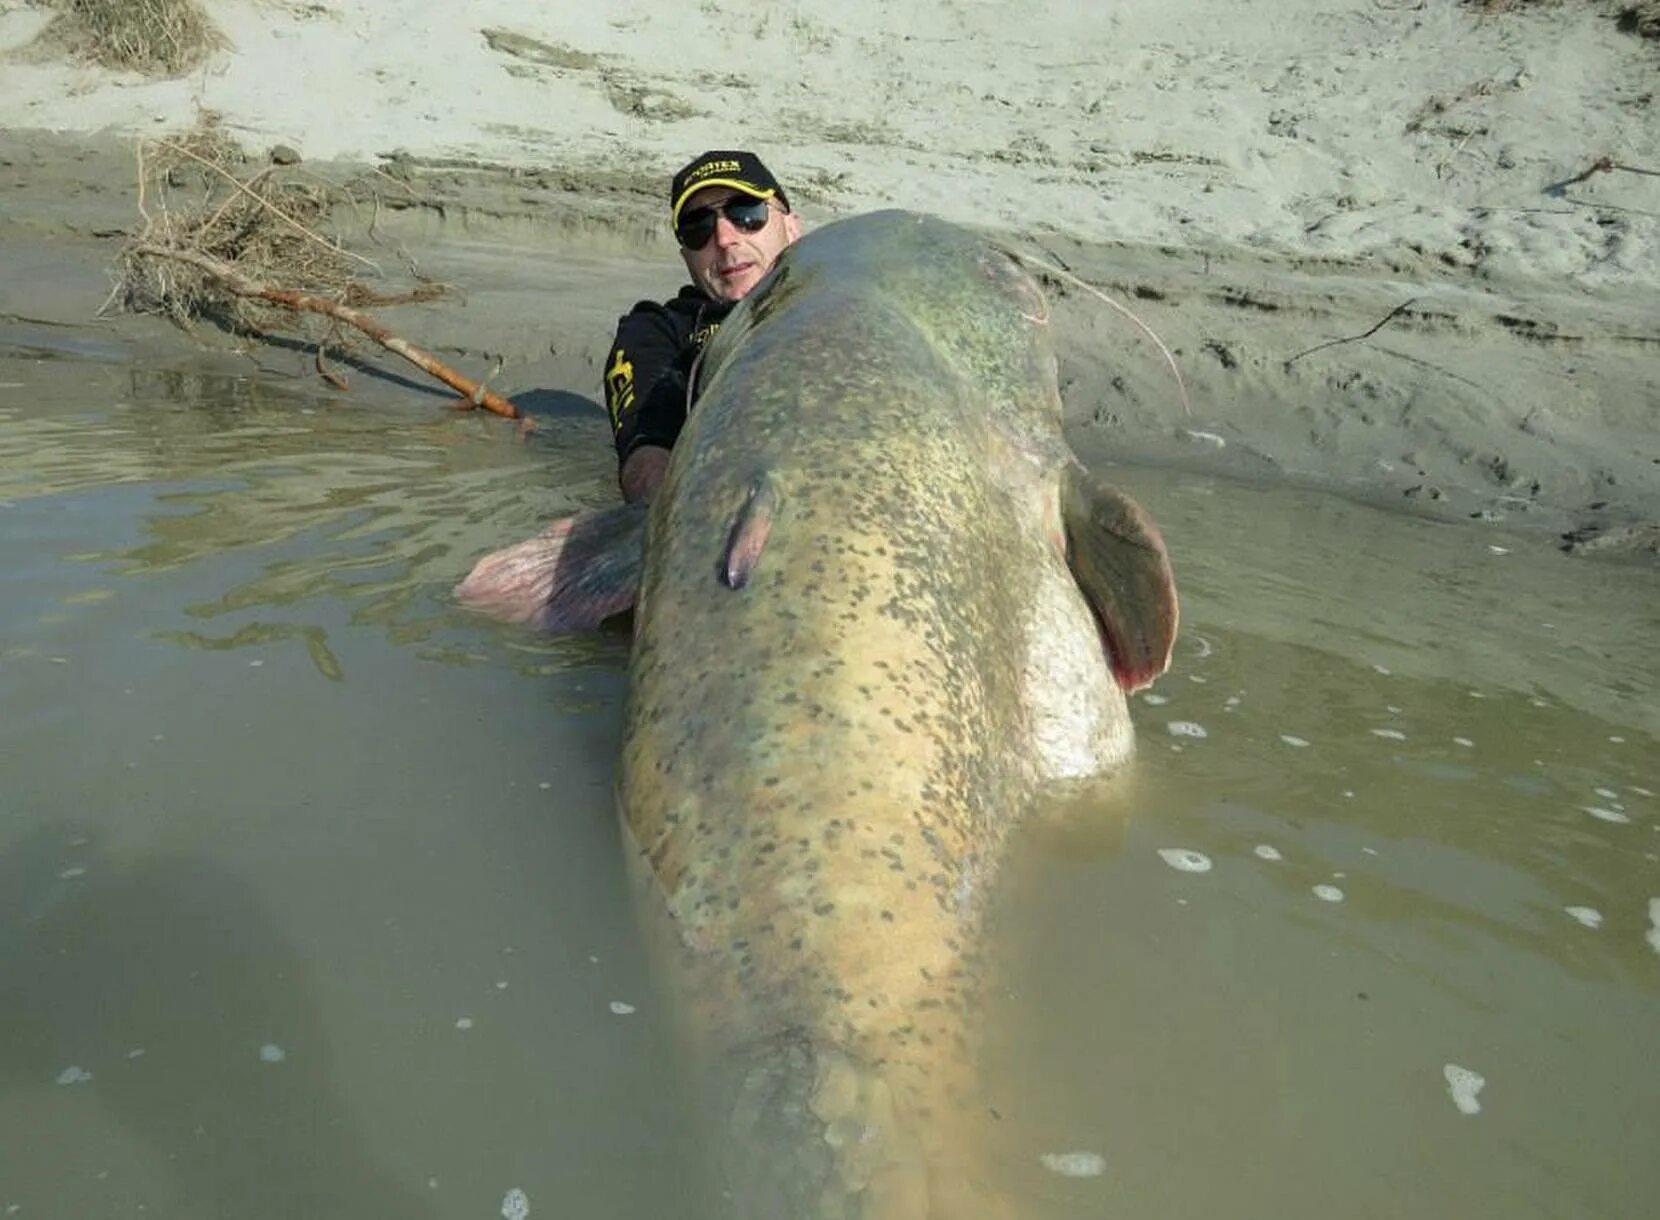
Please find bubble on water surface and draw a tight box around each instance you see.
[1565,907,1602,928]
[1647,900,1660,958]
[258,1044,286,1063]
[1040,1151,1106,1178]
[1279,735,1309,748]
[1141,693,1169,705]
[1158,849,1212,873]
[1313,885,1345,903]
[455,1017,474,1030]
[55,1065,92,1085]
[1253,845,1283,861]
[1370,729,1406,741]
[1167,721,1207,739]
[501,1187,530,1220]
[1453,737,1474,748]
[1444,1064,1485,1115]
[1373,664,1392,675]
[609,1001,636,1015]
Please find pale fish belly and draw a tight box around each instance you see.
[1021,555,1134,781]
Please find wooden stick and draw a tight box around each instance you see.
[132,243,524,421]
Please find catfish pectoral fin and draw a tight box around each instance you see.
[1060,461,1179,692]
[720,473,780,590]
[455,501,646,631]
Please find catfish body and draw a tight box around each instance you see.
[459,211,1177,1217]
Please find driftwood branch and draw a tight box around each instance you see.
[132,242,524,421]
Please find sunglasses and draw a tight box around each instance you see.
[675,196,773,250]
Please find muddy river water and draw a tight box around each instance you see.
[2,349,1656,1219]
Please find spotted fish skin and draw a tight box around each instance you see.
[614,212,1178,1215]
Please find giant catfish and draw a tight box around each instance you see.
[457,210,1178,1218]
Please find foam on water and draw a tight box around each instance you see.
[609,1000,636,1015]
[501,1187,530,1220]
[1280,734,1309,748]
[1312,885,1345,903]
[1594,787,1619,800]
[1158,848,1212,873]
[259,1043,286,1063]
[1453,737,1474,748]
[1583,806,1631,825]
[455,1017,474,1030]
[54,1065,92,1086]
[1254,844,1283,861]
[1370,729,1407,741]
[1565,907,1602,928]
[1040,1151,1107,1178]
[1647,899,1660,957]
[1443,1064,1485,1115]
[1167,721,1207,739]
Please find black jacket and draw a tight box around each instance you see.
[603,286,732,466]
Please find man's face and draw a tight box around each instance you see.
[678,187,802,303]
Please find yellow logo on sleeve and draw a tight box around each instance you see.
[605,349,635,427]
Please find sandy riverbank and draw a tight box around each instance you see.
[2,0,1656,556]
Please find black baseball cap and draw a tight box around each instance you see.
[670,150,791,226]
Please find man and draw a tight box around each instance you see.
[603,150,802,503]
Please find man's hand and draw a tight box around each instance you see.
[620,445,672,504]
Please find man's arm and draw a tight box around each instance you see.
[619,444,671,504]
[604,305,692,501]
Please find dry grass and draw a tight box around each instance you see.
[41,0,227,77]
[113,118,444,346]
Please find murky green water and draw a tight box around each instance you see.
[2,350,1656,1219]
